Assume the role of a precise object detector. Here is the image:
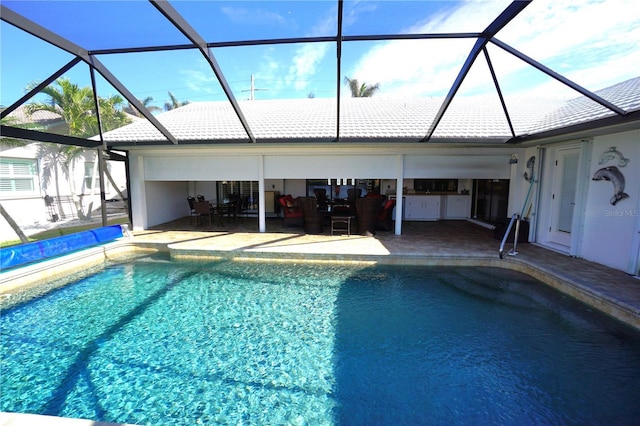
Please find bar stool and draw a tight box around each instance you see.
[331,215,352,236]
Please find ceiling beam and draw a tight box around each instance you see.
[422,0,532,142]
[87,55,179,144]
[89,33,479,56]
[491,38,627,116]
[1,57,82,120]
[1,125,102,148]
[150,0,256,143]
[483,47,515,138]
[0,5,89,61]
[0,5,178,145]
[335,0,344,142]
[89,66,106,148]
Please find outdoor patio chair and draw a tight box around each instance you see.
[193,200,217,227]
[299,196,323,234]
[278,195,303,227]
[347,188,362,215]
[355,196,380,235]
[187,196,197,225]
[225,194,250,219]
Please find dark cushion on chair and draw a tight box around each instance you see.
[376,199,395,220]
[375,199,396,231]
[278,195,303,227]
[279,195,303,217]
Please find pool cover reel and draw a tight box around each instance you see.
[0,225,123,270]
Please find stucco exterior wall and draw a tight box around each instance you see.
[145,181,189,228]
[532,130,640,274]
[0,144,127,241]
[580,131,640,273]
[127,144,520,230]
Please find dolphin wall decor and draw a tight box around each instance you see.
[523,155,535,182]
[598,146,630,168]
[592,166,629,206]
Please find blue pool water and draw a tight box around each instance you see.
[1,254,640,425]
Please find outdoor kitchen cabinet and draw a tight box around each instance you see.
[403,195,441,221]
[443,194,470,219]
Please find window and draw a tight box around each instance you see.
[414,179,458,192]
[0,158,38,194]
[216,180,259,212]
[84,161,95,191]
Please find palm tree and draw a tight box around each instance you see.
[344,77,380,97]
[26,78,94,136]
[123,96,162,117]
[86,94,131,135]
[26,78,131,137]
[26,79,92,219]
[164,91,190,111]
[26,78,131,219]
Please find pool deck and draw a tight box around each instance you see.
[133,217,640,331]
[1,218,640,426]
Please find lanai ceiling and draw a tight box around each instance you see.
[1,0,638,148]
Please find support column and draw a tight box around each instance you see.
[98,149,108,227]
[395,154,403,235]
[258,155,266,232]
[129,153,147,231]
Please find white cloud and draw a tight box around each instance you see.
[277,9,336,96]
[498,0,639,84]
[347,1,509,97]
[176,0,638,101]
[286,43,330,92]
[180,59,221,98]
[349,38,476,97]
[252,47,285,97]
[349,0,638,99]
[220,6,287,26]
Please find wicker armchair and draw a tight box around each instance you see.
[299,196,323,234]
[355,196,380,235]
[347,187,362,215]
[278,195,303,227]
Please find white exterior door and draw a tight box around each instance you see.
[548,147,580,247]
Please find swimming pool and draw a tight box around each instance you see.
[2,254,640,424]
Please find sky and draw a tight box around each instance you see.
[1,0,638,111]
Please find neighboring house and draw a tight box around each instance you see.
[0,106,127,240]
[98,77,640,276]
[3,105,68,134]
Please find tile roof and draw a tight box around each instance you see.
[3,106,143,134]
[527,77,640,134]
[3,105,64,127]
[101,77,640,145]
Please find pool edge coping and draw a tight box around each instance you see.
[0,411,133,426]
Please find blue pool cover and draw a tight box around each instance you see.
[0,225,123,270]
